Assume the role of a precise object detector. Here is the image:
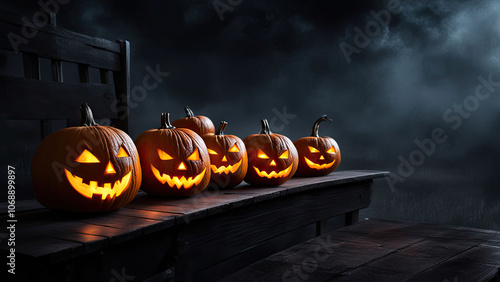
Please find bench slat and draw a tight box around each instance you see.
[0,75,117,120]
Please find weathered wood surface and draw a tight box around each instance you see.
[224,218,500,282]
[0,170,387,281]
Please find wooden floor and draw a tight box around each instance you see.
[223,218,500,282]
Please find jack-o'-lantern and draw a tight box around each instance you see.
[30,103,142,213]
[171,106,215,136]
[294,115,341,176]
[243,119,298,186]
[135,113,211,196]
[202,121,248,189]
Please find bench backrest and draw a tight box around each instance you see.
[0,8,130,138]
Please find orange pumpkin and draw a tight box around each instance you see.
[243,119,298,186]
[135,113,211,196]
[202,121,248,189]
[30,103,142,213]
[294,115,341,176]
[171,106,215,136]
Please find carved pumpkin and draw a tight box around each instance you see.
[294,115,341,176]
[243,119,298,186]
[202,121,248,189]
[135,113,211,196]
[30,103,142,213]
[171,106,215,136]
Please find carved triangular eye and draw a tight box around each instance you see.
[257,149,269,159]
[76,149,100,163]
[279,150,289,159]
[117,146,129,158]
[158,149,173,160]
[308,146,320,153]
[327,147,336,154]
[228,144,240,153]
[187,148,200,161]
[208,149,218,155]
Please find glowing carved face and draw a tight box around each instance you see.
[253,149,293,179]
[151,147,207,189]
[65,146,132,200]
[208,143,243,174]
[304,145,337,170]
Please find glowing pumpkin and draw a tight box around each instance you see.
[171,106,215,136]
[30,103,142,213]
[294,115,341,177]
[135,113,211,196]
[202,121,248,189]
[243,119,298,186]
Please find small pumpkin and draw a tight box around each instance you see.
[171,106,215,136]
[243,119,298,186]
[30,103,142,213]
[202,121,248,189]
[293,115,341,177]
[135,113,211,196]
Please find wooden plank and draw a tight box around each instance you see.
[0,8,120,53]
[76,213,166,235]
[199,224,318,281]
[338,237,481,281]
[111,40,129,132]
[0,20,121,71]
[406,260,499,282]
[0,75,117,120]
[175,181,372,280]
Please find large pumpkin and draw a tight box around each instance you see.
[294,115,341,176]
[243,119,298,186]
[135,113,211,196]
[30,103,142,213]
[171,106,215,136]
[202,121,248,189]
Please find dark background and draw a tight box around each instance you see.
[2,0,500,230]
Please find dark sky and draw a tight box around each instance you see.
[2,0,500,208]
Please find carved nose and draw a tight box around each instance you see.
[222,156,228,162]
[105,162,116,174]
[270,160,277,166]
[319,155,325,160]
[178,162,187,170]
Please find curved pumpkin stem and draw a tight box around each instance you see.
[260,119,272,135]
[185,106,195,117]
[159,113,175,129]
[215,121,228,135]
[80,103,98,126]
[311,115,332,137]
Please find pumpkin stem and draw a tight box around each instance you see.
[311,115,332,137]
[216,121,228,135]
[260,119,272,135]
[159,113,175,129]
[185,106,195,117]
[80,103,98,126]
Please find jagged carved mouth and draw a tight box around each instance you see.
[64,169,131,200]
[211,159,242,174]
[304,157,335,170]
[151,164,206,189]
[253,164,293,179]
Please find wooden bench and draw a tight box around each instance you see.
[0,170,387,281]
[224,218,500,281]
